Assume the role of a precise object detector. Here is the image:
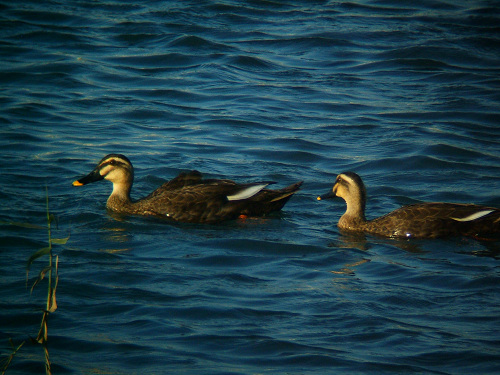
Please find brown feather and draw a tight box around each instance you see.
[73,154,302,223]
[319,172,500,240]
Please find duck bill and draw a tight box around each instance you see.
[317,191,337,201]
[73,168,103,186]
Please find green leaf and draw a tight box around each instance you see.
[26,247,51,271]
[30,266,52,294]
[48,284,58,313]
[0,220,45,229]
[51,236,70,245]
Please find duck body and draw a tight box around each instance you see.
[318,172,500,240]
[73,154,302,223]
[353,202,500,239]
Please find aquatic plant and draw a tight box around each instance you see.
[1,187,69,375]
[0,341,24,375]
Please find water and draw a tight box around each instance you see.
[1,0,500,373]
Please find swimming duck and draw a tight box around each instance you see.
[73,154,302,223]
[317,171,500,240]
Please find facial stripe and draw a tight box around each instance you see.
[99,158,129,170]
[99,164,115,176]
[340,174,355,186]
[96,158,130,179]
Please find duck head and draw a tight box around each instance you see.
[317,172,367,222]
[73,154,134,198]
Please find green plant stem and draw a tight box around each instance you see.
[44,186,53,375]
[45,186,53,313]
[0,340,25,375]
[2,187,62,375]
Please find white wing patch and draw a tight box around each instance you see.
[450,210,494,222]
[227,183,270,201]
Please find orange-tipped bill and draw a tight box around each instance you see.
[72,168,104,187]
[317,191,336,201]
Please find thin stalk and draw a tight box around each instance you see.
[1,187,64,374]
[0,340,25,375]
[45,186,53,313]
[44,186,53,375]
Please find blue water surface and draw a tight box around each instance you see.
[1,0,500,374]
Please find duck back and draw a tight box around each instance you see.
[128,172,302,223]
[366,203,500,239]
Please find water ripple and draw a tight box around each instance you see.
[1,0,499,374]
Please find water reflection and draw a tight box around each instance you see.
[331,258,370,276]
[331,229,432,253]
[328,230,371,252]
[99,215,133,253]
[331,228,500,258]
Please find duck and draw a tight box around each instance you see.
[317,171,500,240]
[73,154,302,223]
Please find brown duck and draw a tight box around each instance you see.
[318,171,500,240]
[73,154,302,223]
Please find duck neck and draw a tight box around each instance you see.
[106,182,133,212]
[339,195,367,230]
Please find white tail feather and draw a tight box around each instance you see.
[450,210,494,222]
[227,184,270,201]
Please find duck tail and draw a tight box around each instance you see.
[269,181,303,202]
[449,207,500,241]
[240,181,303,216]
